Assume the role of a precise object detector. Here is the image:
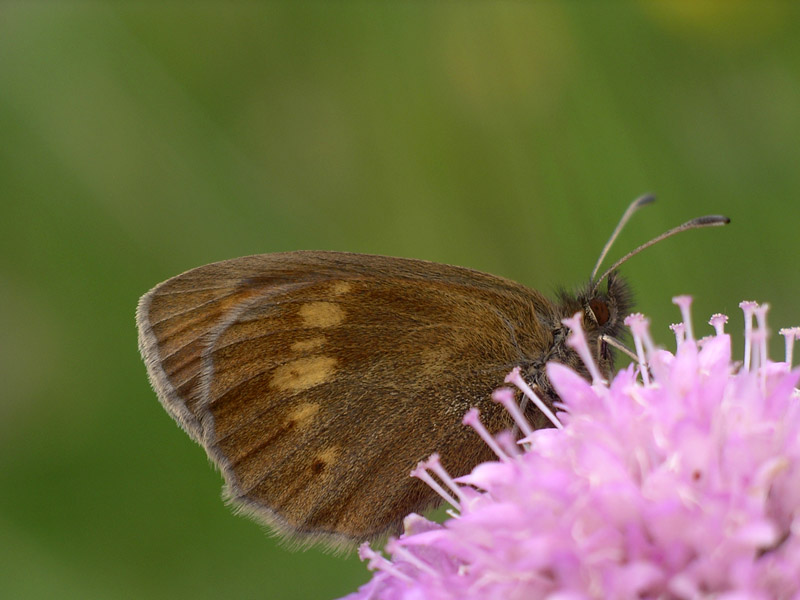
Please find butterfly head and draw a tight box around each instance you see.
[521,200,729,410]
[534,198,728,397]
[556,271,633,373]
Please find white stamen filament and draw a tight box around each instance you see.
[779,327,800,367]
[670,322,686,347]
[673,296,695,342]
[625,313,652,386]
[359,544,415,583]
[504,368,562,429]
[563,312,605,386]
[495,431,522,456]
[463,408,512,461]
[755,303,770,367]
[411,459,461,511]
[425,454,470,506]
[386,541,439,577]
[492,386,535,437]
[740,301,758,372]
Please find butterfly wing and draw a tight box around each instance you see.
[137,251,555,550]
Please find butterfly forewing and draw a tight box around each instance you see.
[137,251,556,549]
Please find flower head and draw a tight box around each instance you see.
[342,300,800,599]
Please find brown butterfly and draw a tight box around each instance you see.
[136,196,728,551]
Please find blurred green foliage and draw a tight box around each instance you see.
[1,3,798,599]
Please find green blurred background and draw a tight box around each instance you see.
[2,3,799,599]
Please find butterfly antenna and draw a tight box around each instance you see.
[591,214,730,295]
[590,194,657,282]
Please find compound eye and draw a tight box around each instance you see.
[589,298,610,326]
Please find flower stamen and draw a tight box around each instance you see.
[779,327,800,366]
[504,368,562,429]
[358,544,415,584]
[673,295,695,342]
[411,455,462,511]
[386,540,439,577]
[624,313,652,385]
[709,313,728,337]
[563,312,605,385]
[740,300,758,371]
[755,303,770,367]
[670,322,686,346]
[463,408,511,462]
[492,387,535,438]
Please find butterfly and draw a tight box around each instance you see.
[136,196,728,551]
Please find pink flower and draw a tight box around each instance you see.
[342,299,800,600]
